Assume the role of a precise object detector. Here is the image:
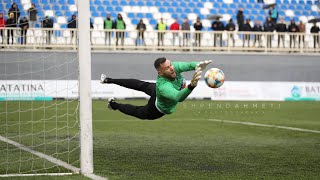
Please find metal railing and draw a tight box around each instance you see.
[0,27,319,53]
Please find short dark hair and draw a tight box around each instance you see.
[154,57,167,69]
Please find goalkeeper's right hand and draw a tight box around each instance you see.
[190,67,202,88]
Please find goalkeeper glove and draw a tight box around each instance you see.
[190,67,202,88]
[196,60,212,71]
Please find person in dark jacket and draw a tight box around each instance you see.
[68,14,77,44]
[19,17,29,44]
[193,17,203,47]
[211,18,224,47]
[136,19,146,46]
[0,12,6,46]
[42,16,54,44]
[8,3,20,22]
[236,8,244,31]
[242,19,252,47]
[225,18,235,47]
[310,22,320,49]
[114,13,126,47]
[252,20,263,47]
[6,13,17,44]
[276,17,287,48]
[288,19,299,48]
[264,16,275,48]
[181,17,190,47]
[27,3,37,28]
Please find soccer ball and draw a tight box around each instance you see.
[204,68,225,88]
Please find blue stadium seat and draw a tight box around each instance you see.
[68,0,75,4]
[304,6,311,11]
[59,0,65,4]
[180,2,187,7]
[168,7,174,13]
[146,13,152,19]
[150,19,157,25]
[61,5,68,11]
[146,1,153,6]
[230,4,236,9]
[55,11,62,16]
[311,11,317,16]
[159,7,166,13]
[299,0,305,4]
[43,5,51,10]
[279,11,285,16]
[132,19,139,25]
[101,12,107,17]
[176,8,183,13]
[193,8,200,14]
[120,1,127,6]
[284,17,291,22]
[252,10,258,15]
[233,0,239,3]
[291,0,297,4]
[112,1,118,6]
[289,5,295,10]
[172,2,178,7]
[5,3,11,9]
[115,6,122,11]
[103,1,110,5]
[246,4,253,9]
[214,3,220,8]
[136,13,144,19]
[184,8,191,13]
[155,1,161,7]
[172,13,178,19]
[196,2,203,8]
[188,2,195,8]
[92,12,99,17]
[106,6,113,12]
[218,9,225,14]
[137,1,144,6]
[94,1,101,5]
[295,11,302,16]
[53,5,60,10]
[227,9,233,14]
[129,1,136,6]
[163,2,170,6]
[41,0,48,4]
[210,9,217,14]
[65,11,72,17]
[98,6,104,12]
[257,16,263,21]
[127,13,135,18]
[90,6,96,12]
[302,11,309,16]
[306,1,312,5]
[222,4,228,9]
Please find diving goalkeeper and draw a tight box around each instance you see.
[100,57,212,120]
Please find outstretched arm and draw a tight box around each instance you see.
[173,60,212,73]
[159,68,202,102]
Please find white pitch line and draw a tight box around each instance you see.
[0,135,107,180]
[208,119,320,134]
[94,119,320,134]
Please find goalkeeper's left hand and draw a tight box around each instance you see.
[196,60,212,71]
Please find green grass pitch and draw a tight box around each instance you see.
[0,100,320,179]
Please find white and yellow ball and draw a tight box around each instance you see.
[204,68,225,88]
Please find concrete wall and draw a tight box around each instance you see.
[1,51,319,82]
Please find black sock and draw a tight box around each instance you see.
[110,101,119,110]
[105,78,113,83]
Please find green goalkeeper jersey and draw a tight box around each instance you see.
[156,61,198,114]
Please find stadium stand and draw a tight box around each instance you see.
[0,0,319,50]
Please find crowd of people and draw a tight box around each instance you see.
[0,2,319,48]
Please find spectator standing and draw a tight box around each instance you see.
[0,13,5,45]
[211,18,224,47]
[42,16,53,44]
[288,19,299,48]
[193,17,203,47]
[68,14,77,44]
[104,13,113,45]
[269,5,279,24]
[181,17,190,47]
[242,19,252,47]
[6,13,17,44]
[252,20,263,47]
[170,18,180,46]
[114,14,126,47]
[298,21,305,48]
[264,16,275,48]
[156,18,166,46]
[8,3,20,23]
[27,3,37,28]
[310,22,320,49]
[19,17,29,44]
[225,18,235,47]
[136,19,146,46]
[236,8,244,31]
[276,17,287,48]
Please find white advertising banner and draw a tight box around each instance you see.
[212,81,320,101]
[1,80,319,101]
